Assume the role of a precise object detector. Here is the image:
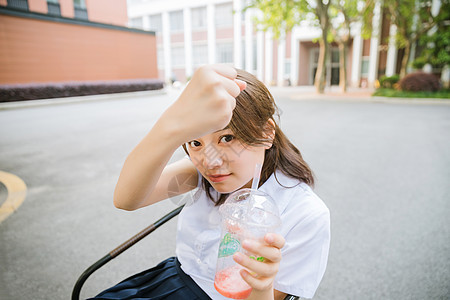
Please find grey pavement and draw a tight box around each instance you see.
[0,87,449,300]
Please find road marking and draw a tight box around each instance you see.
[0,171,27,224]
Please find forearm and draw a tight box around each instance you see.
[113,117,184,210]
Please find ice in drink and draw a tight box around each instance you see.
[214,189,281,299]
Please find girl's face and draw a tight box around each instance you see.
[186,129,268,194]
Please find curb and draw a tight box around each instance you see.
[283,93,450,105]
[370,96,450,105]
[0,88,168,110]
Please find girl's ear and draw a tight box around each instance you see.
[263,119,276,149]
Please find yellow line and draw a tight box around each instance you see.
[0,171,27,224]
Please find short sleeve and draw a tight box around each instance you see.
[274,206,330,298]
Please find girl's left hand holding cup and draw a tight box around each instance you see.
[233,233,285,296]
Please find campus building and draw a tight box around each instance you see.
[0,0,158,84]
[126,0,437,88]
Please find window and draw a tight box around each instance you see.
[73,0,86,8]
[170,10,184,32]
[47,0,61,16]
[215,3,233,28]
[285,60,291,77]
[191,7,207,30]
[148,14,162,33]
[331,49,340,63]
[361,57,370,77]
[130,17,143,29]
[216,43,233,63]
[193,44,208,66]
[310,48,340,85]
[330,49,340,85]
[73,0,88,20]
[171,46,185,67]
[7,0,29,10]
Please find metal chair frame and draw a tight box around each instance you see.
[72,205,299,300]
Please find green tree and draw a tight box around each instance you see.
[412,0,450,73]
[248,0,373,93]
[329,0,374,92]
[384,0,447,78]
[248,0,331,93]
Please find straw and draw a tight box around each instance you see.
[251,163,263,190]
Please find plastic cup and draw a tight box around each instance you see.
[214,188,281,299]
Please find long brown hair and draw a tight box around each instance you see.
[184,69,314,205]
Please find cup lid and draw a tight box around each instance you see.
[219,188,281,229]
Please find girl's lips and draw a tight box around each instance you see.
[208,174,231,183]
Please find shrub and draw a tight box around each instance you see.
[398,72,441,92]
[0,79,164,102]
[378,75,400,89]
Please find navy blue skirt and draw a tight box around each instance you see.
[88,257,211,300]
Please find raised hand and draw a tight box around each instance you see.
[161,64,246,144]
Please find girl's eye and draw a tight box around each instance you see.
[188,140,202,148]
[220,135,235,144]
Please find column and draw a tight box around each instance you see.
[256,30,264,81]
[277,35,286,86]
[245,6,254,73]
[368,0,382,87]
[233,0,243,68]
[207,4,216,64]
[142,15,150,30]
[385,24,397,76]
[290,29,299,86]
[256,10,264,81]
[351,23,363,87]
[265,30,273,85]
[184,7,193,78]
[162,11,172,83]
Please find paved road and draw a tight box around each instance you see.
[0,89,449,300]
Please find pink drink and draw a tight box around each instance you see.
[214,265,252,299]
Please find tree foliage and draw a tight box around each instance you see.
[329,0,374,91]
[248,0,332,93]
[248,0,374,92]
[413,0,450,69]
[384,0,449,77]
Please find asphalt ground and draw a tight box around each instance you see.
[0,87,449,300]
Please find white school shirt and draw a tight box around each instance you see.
[176,170,330,299]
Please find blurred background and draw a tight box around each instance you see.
[0,0,449,300]
[1,0,449,96]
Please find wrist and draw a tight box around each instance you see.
[152,113,188,148]
[246,286,274,300]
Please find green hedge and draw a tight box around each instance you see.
[373,88,450,99]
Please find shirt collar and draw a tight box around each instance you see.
[259,170,300,216]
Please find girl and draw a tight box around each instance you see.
[92,65,330,300]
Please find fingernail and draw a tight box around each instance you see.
[266,234,274,243]
[240,269,248,278]
[233,253,242,263]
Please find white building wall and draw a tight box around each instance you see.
[207,3,216,64]
[127,0,386,88]
[183,7,193,78]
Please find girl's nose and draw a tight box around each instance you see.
[203,154,223,169]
